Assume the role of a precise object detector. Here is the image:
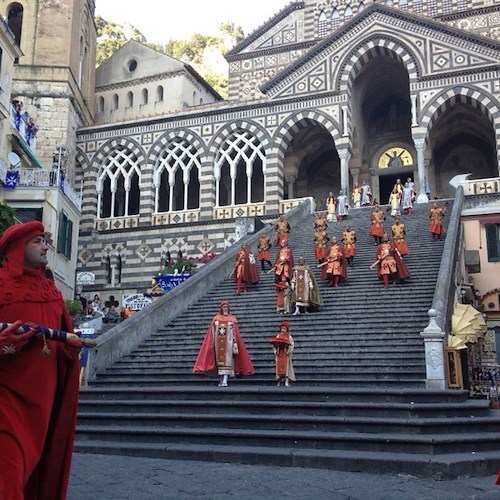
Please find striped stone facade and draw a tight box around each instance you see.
[76,2,500,300]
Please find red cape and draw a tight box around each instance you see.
[193,313,255,376]
[0,265,80,499]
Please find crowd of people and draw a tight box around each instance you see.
[193,183,449,388]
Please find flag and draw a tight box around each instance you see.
[3,170,19,189]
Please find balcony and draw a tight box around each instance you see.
[10,102,37,154]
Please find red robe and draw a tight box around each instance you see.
[233,249,260,285]
[193,312,255,377]
[0,265,80,499]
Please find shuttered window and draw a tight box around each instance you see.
[485,224,500,262]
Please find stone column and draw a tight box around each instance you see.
[420,309,446,390]
[285,175,296,199]
[410,95,418,127]
[338,149,351,195]
[413,138,429,203]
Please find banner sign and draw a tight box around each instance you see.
[122,293,153,311]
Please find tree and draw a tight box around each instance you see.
[0,201,16,237]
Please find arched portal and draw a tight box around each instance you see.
[427,102,497,199]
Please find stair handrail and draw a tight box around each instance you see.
[429,186,464,332]
[421,186,464,389]
[86,197,315,381]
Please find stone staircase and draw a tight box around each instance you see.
[76,202,500,477]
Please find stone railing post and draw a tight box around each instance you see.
[420,309,446,390]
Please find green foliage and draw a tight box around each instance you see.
[159,260,197,276]
[65,299,83,318]
[0,202,16,237]
[95,16,244,99]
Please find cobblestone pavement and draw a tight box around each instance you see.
[69,453,499,499]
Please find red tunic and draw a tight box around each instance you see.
[193,312,255,377]
[0,265,80,499]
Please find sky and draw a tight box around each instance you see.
[95,0,292,43]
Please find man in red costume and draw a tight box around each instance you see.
[193,301,255,386]
[0,221,82,499]
[373,233,411,288]
[233,241,259,294]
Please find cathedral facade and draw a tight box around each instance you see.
[74,1,500,300]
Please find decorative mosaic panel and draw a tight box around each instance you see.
[96,216,139,231]
[151,210,200,226]
[213,204,265,220]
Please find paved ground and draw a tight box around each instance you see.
[69,453,499,499]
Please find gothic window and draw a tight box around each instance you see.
[155,139,201,212]
[214,130,266,207]
[318,11,328,38]
[156,85,164,102]
[142,88,148,105]
[413,0,423,14]
[359,2,366,12]
[193,91,196,105]
[441,0,452,14]
[398,0,408,10]
[117,255,122,284]
[332,8,340,30]
[126,91,133,107]
[97,146,141,218]
[113,94,119,110]
[97,96,104,113]
[344,5,353,22]
[106,255,111,284]
[7,3,23,56]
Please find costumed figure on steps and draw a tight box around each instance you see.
[291,256,323,315]
[193,301,255,386]
[321,237,348,287]
[232,241,259,294]
[274,215,290,247]
[256,231,273,271]
[336,190,349,222]
[370,204,386,245]
[342,223,357,267]
[391,217,410,257]
[429,202,448,241]
[269,321,295,387]
[372,234,411,288]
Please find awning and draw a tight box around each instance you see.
[448,303,487,349]
[9,134,43,169]
[478,217,500,225]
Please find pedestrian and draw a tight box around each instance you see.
[336,190,349,221]
[372,233,411,288]
[352,183,361,208]
[429,202,448,241]
[370,204,386,245]
[0,220,82,499]
[326,191,336,222]
[291,256,323,315]
[388,186,401,217]
[273,275,292,315]
[232,241,259,295]
[272,240,294,284]
[401,181,414,215]
[274,215,290,247]
[193,301,255,387]
[342,223,357,267]
[360,180,372,206]
[256,231,273,271]
[391,217,410,257]
[269,320,295,387]
[321,236,348,287]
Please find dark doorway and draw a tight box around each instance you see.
[379,175,401,205]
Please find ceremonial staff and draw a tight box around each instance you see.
[1,321,97,357]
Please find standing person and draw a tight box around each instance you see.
[391,217,410,257]
[407,177,415,191]
[372,234,411,288]
[326,192,336,222]
[256,231,273,271]
[342,223,357,267]
[352,183,361,208]
[388,186,401,217]
[314,224,329,264]
[274,215,290,247]
[0,221,82,499]
[392,178,404,195]
[401,181,415,215]
[272,241,294,284]
[233,241,259,294]
[322,237,347,287]
[273,275,292,315]
[269,321,295,387]
[291,256,323,315]
[336,190,349,221]
[360,180,372,207]
[370,204,386,246]
[193,301,255,386]
[429,202,448,241]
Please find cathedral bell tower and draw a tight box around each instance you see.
[0,0,97,173]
